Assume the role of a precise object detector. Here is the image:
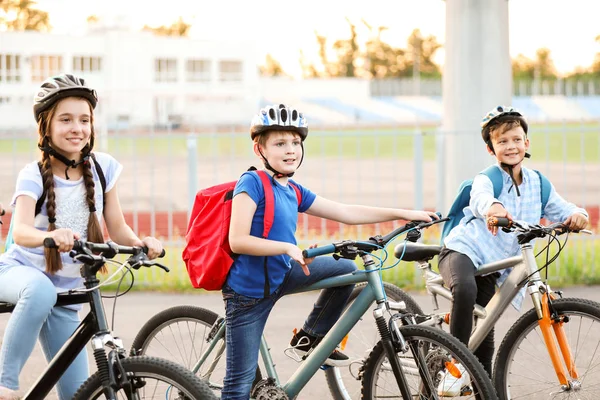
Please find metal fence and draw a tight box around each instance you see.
[1,121,599,288]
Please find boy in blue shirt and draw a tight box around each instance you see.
[222,103,438,399]
[437,106,589,395]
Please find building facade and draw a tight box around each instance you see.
[0,29,260,130]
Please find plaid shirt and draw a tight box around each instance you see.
[444,163,588,309]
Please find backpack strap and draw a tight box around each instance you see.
[90,153,107,209]
[534,170,551,214]
[480,165,504,199]
[35,152,107,216]
[255,170,303,298]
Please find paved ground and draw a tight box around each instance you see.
[4,285,600,399]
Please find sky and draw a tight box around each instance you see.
[35,0,600,78]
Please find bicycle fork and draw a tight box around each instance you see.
[532,287,580,390]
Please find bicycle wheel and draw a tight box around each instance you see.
[493,297,600,400]
[361,324,497,400]
[130,305,261,396]
[324,282,424,400]
[72,356,216,399]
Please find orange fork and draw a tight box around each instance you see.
[537,293,579,386]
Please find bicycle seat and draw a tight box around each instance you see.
[394,242,442,262]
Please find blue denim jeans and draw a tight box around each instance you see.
[221,255,357,400]
[0,265,89,400]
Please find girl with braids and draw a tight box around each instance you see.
[0,74,163,400]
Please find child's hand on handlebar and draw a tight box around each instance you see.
[405,210,440,222]
[140,236,163,259]
[563,213,589,232]
[486,203,513,236]
[286,244,311,276]
[48,228,80,252]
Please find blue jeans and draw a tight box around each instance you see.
[221,256,357,400]
[0,265,89,400]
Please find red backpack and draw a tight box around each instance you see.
[183,169,302,290]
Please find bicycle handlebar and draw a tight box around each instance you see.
[487,217,593,237]
[43,238,167,258]
[302,213,448,259]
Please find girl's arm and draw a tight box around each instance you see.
[103,183,163,258]
[304,196,436,225]
[12,196,54,247]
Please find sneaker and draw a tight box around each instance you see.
[437,362,471,397]
[0,387,20,400]
[290,328,350,367]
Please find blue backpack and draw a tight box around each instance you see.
[4,154,106,252]
[440,165,551,244]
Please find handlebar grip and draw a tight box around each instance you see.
[488,217,512,227]
[142,246,166,258]
[303,244,336,259]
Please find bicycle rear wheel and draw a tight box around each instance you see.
[130,305,261,397]
[361,325,497,400]
[493,297,600,400]
[324,282,424,400]
[72,356,215,399]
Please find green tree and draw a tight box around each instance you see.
[512,53,535,79]
[330,17,359,77]
[259,54,286,77]
[143,16,191,37]
[534,48,557,79]
[592,35,600,75]
[0,0,50,32]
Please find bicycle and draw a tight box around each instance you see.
[394,217,599,399]
[131,217,498,399]
[0,238,216,400]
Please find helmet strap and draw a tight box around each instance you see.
[38,141,91,180]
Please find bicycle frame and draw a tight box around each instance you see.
[193,253,405,399]
[419,241,578,386]
[0,263,131,400]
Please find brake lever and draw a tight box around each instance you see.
[142,259,170,273]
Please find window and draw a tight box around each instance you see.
[31,55,63,82]
[218,60,243,82]
[186,59,211,82]
[0,54,22,83]
[72,56,102,73]
[155,58,177,82]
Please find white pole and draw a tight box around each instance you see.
[440,0,512,212]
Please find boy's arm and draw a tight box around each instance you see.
[229,192,310,274]
[469,174,502,219]
[470,175,512,235]
[304,196,436,224]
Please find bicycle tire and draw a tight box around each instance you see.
[493,297,600,400]
[361,324,498,400]
[130,305,262,396]
[72,355,216,399]
[324,282,424,400]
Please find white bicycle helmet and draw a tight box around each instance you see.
[481,105,528,146]
[33,74,98,122]
[250,104,308,140]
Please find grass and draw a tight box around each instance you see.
[2,122,599,162]
[98,225,600,294]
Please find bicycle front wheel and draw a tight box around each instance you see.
[361,325,498,400]
[324,282,424,400]
[72,356,216,399]
[130,305,261,397]
[493,297,600,399]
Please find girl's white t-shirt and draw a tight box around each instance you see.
[0,152,122,294]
